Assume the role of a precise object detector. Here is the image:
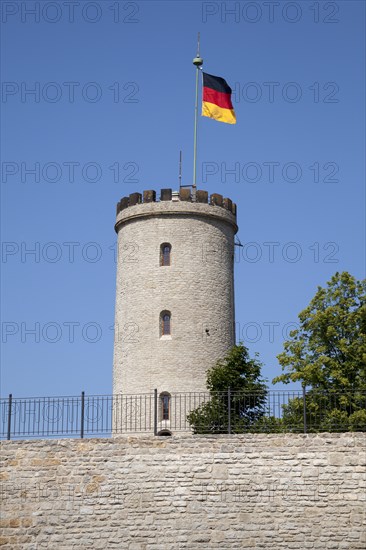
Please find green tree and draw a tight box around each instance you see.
[187,344,268,433]
[273,272,366,431]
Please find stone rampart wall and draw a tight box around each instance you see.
[1,433,365,549]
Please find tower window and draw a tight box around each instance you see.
[160,392,171,421]
[160,310,171,336]
[160,243,171,266]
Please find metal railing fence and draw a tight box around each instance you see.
[1,389,365,440]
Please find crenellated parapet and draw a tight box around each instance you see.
[116,189,237,218]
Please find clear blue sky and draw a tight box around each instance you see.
[1,0,365,397]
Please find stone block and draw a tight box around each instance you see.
[210,193,223,206]
[196,190,208,203]
[329,453,345,466]
[160,188,172,201]
[129,192,142,206]
[179,188,191,202]
[212,464,228,479]
[143,190,156,203]
[118,197,129,214]
[223,198,233,211]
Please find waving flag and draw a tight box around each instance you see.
[202,72,236,124]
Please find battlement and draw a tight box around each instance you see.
[116,189,237,218]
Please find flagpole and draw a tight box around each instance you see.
[193,33,203,197]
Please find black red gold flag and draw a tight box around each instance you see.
[202,72,236,124]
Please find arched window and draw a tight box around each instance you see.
[160,243,171,266]
[160,392,171,421]
[160,311,171,336]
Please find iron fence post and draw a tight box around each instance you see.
[7,394,12,441]
[80,391,85,439]
[154,389,158,435]
[302,385,307,434]
[227,387,231,434]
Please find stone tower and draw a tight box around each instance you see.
[113,188,238,432]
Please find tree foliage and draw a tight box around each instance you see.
[273,272,366,432]
[273,271,366,389]
[187,344,268,433]
[280,392,366,432]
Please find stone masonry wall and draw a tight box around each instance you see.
[1,434,365,549]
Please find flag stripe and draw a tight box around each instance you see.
[202,101,236,124]
[202,72,232,95]
[202,87,234,110]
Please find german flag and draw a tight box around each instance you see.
[202,72,236,124]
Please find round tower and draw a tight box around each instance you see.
[112,188,238,431]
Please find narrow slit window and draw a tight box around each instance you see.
[160,310,171,337]
[160,243,171,266]
[162,313,170,335]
